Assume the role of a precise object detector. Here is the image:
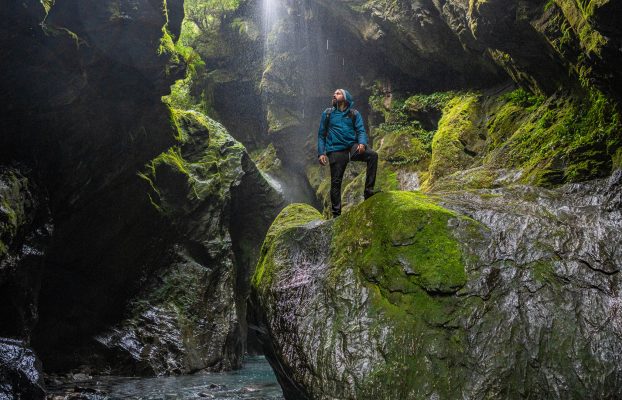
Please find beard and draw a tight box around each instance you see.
[332,99,346,108]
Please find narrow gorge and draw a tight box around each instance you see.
[1,0,620,399]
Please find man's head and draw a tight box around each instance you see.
[332,89,347,107]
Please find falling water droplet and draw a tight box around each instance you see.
[326,39,329,51]
[342,57,344,66]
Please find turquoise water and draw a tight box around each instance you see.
[47,356,284,399]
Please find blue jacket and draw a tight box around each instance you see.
[317,90,368,156]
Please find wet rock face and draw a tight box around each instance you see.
[0,167,52,341]
[313,0,622,96]
[435,170,622,398]
[88,111,284,375]
[252,172,622,399]
[0,338,45,400]
[0,0,187,371]
[1,0,283,376]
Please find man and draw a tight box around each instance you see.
[317,88,379,218]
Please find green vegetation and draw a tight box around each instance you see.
[139,108,245,214]
[379,130,429,165]
[160,0,253,114]
[418,86,620,190]
[41,0,54,14]
[305,165,332,216]
[502,88,545,109]
[335,192,479,398]
[423,93,480,188]
[404,92,456,113]
[553,0,608,56]
[251,144,282,174]
[266,106,300,134]
[331,191,467,294]
[490,89,621,185]
[613,148,622,170]
[158,25,205,76]
[0,171,29,258]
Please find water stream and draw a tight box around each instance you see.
[46,356,284,400]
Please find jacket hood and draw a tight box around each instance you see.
[337,88,354,111]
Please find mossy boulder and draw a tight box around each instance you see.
[252,192,481,399]
[252,173,622,399]
[252,203,323,289]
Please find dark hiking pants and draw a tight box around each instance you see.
[328,146,378,217]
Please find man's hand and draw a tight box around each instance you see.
[356,144,365,154]
[319,155,328,165]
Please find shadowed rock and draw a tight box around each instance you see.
[91,110,284,375]
[0,167,52,341]
[0,338,45,400]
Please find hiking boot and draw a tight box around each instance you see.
[364,189,382,200]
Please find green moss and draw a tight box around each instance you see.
[0,241,6,257]
[305,165,332,217]
[159,25,205,75]
[551,19,574,55]
[329,191,477,398]
[141,108,246,213]
[421,86,621,189]
[502,88,545,109]
[332,191,467,294]
[252,190,486,398]
[544,0,556,11]
[404,92,455,113]
[252,204,323,288]
[379,130,429,166]
[251,144,282,174]
[487,102,525,148]
[528,260,566,290]
[424,93,480,188]
[159,0,205,76]
[163,77,196,111]
[554,0,608,56]
[41,0,54,14]
[484,88,544,151]
[367,89,455,196]
[340,166,400,215]
[497,89,621,185]
[266,106,300,134]
[41,25,85,49]
[613,148,622,170]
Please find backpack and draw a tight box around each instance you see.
[323,107,359,138]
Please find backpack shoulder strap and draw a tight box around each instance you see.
[349,109,359,133]
[323,107,333,138]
